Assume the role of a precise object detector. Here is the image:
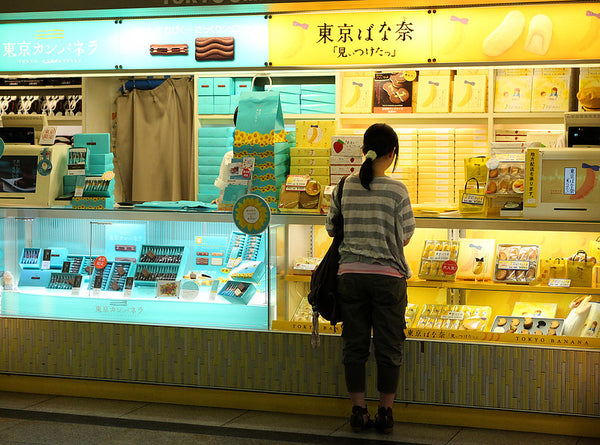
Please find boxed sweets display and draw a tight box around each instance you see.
[485,160,525,195]
[418,240,460,281]
[340,74,374,114]
[415,304,492,331]
[455,238,496,281]
[278,175,322,212]
[493,68,533,112]
[416,72,452,113]
[493,244,540,284]
[531,68,577,112]
[373,71,416,113]
[490,315,564,335]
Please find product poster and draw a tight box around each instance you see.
[0,15,268,72]
[540,160,600,205]
[432,3,600,63]
[269,11,432,66]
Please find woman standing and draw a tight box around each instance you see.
[326,123,415,434]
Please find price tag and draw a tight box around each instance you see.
[285,175,310,191]
[62,261,71,273]
[461,193,485,206]
[441,311,465,320]
[432,251,451,261]
[71,275,82,295]
[41,249,52,270]
[548,278,572,287]
[498,260,529,270]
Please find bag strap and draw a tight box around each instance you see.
[333,175,347,238]
[464,177,480,191]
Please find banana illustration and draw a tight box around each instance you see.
[307,125,320,144]
[577,10,600,52]
[524,14,553,55]
[457,80,475,107]
[483,10,525,57]
[438,15,468,55]
[344,81,363,109]
[281,20,309,60]
[420,81,438,108]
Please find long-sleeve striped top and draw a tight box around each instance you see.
[325,174,416,278]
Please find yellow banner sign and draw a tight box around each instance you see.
[431,3,600,63]
[269,11,432,66]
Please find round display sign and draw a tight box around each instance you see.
[442,260,458,276]
[94,256,108,270]
[232,194,271,235]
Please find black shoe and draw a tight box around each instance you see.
[350,405,371,432]
[375,406,393,434]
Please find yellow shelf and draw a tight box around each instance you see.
[407,278,600,295]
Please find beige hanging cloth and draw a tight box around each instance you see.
[114,77,195,202]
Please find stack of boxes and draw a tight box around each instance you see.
[454,128,489,197]
[197,77,252,115]
[329,136,362,186]
[388,129,418,203]
[270,83,335,115]
[197,127,235,203]
[417,129,455,204]
[71,133,115,209]
[578,67,600,111]
[291,120,334,187]
[494,68,534,113]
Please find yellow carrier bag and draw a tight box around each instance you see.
[537,258,567,286]
[458,178,489,216]
[566,250,595,288]
[463,157,489,184]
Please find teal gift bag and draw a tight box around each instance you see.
[234,77,287,210]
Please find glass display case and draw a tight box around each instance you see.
[0,208,276,331]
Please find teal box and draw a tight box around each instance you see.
[197,164,221,175]
[197,78,214,95]
[198,102,215,114]
[86,165,112,176]
[214,104,230,114]
[87,153,114,165]
[214,77,234,95]
[198,146,232,157]
[72,197,115,209]
[197,137,234,147]
[301,92,336,104]
[270,84,301,94]
[198,127,234,138]
[282,103,300,114]
[234,78,253,95]
[198,184,220,195]
[48,247,68,269]
[63,175,82,187]
[213,95,231,114]
[73,133,110,153]
[198,173,218,185]
[301,84,336,94]
[197,155,227,165]
[301,103,336,114]
[281,92,301,104]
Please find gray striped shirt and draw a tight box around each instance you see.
[326,174,415,278]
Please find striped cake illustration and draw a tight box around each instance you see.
[195,37,235,61]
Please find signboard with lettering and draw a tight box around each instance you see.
[0,15,268,72]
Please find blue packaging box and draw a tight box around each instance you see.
[73,133,110,153]
[282,103,300,114]
[281,92,301,104]
[197,155,227,165]
[301,84,336,94]
[198,173,218,185]
[198,127,234,138]
[197,78,214,95]
[301,92,336,104]
[234,78,253,95]
[270,84,302,94]
[300,103,336,114]
[198,164,221,175]
[198,98,215,114]
[214,77,234,95]
[197,137,234,147]
[198,146,232,157]
[18,269,53,287]
[48,247,68,269]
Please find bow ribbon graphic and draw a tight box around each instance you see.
[586,10,600,19]
[352,81,363,87]
[293,21,309,30]
[464,80,475,86]
[451,16,469,25]
[428,81,439,86]
[582,163,600,171]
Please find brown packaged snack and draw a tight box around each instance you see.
[195,37,235,61]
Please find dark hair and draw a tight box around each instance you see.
[359,123,398,190]
[233,107,239,126]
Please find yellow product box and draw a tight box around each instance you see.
[419,177,454,185]
[330,165,360,176]
[290,165,329,177]
[419,147,454,155]
[455,128,488,135]
[311,175,330,186]
[454,134,488,142]
[340,75,374,114]
[295,120,336,148]
[418,128,454,135]
[290,147,330,157]
[389,166,418,174]
[291,156,330,166]
[397,140,418,147]
[418,171,453,179]
[526,131,562,148]
[417,135,454,142]
[578,68,600,111]
[330,174,346,185]
[531,68,576,112]
[494,70,533,112]
[396,152,419,160]
[418,159,454,167]
[455,148,488,155]
[419,185,455,193]
[419,196,455,204]
[331,135,363,156]
[397,135,418,142]
[456,68,488,76]
[416,75,451,113]
[418,153,453,161]
[452,75,487,113]
[495,135,527,142]
[330,155,363,165]
[455,141,488,148]
[395,161,419,169]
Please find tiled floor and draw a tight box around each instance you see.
[0,391,597,445]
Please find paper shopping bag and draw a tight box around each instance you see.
[234,88,287,210]
[458,178,489,216]
[566,250,595,288]
[537,258,567,286]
